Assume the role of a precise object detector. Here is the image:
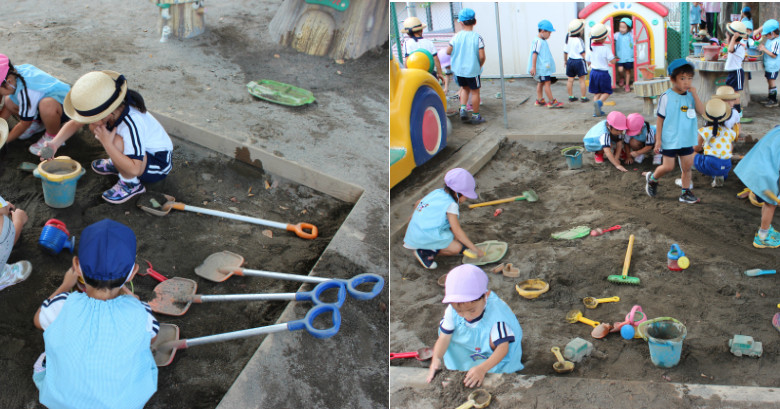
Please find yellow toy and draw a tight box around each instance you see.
[390,53,448,188]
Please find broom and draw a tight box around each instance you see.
[607,234,640,285]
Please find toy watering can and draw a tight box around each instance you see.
[39,219,76,254]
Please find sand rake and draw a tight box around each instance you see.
[607,234,640,285]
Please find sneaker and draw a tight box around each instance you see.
[594,151,604,163]
[19,120,45,140]
[91,158,118,176]
[580,96,590,102]
[593,100,605,117]
[469,115,486,125]
[764,99,778,107]
[546,99,564,108]
[460,108,469,121]
[568,96,577,102]
[753,232,780,248]
[413,249,438,269]
[102,180,146,204]
[711,176,725,187]
[624,85,631,93]
[769,226,780,241]
[0,261,32,291]
[652,154,663,165]
[674,178,693,189]
[645,172,658,197]
[28,134,54,156]
[679,189,700,204]
[534,99,546,107]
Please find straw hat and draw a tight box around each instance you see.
[403,16,426,32]
[591,23,608,41]
[713,85,739,101]
[726,21,748,38]
[568,19,585,35]
[63,70,127,124]
[0,118,8,150]
[702,98,731,123]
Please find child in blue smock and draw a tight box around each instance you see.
[734,126,780,248]
[583,110,629,172]
[0,54,70,153]
[614,17,634,93]
[758,19,780,106]
[644,58,704,203]
[587,23,618,117]
[529,20,563,108]
[33,219,159,409]
[426,264,523,388]
[404,168,484,270]
[690,3,703,35]
[741,7,754,34]
[447,8,487,125]
[624,113,657,165]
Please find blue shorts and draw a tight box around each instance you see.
[456,75,481,89]
[694,154,732,177]
[726,69,744,91]
[766,71,779,80]
[566,59,588,78]
[589,69,613,95]
[660,147,694,157]
[534,75,552,83]
[140,150,172,184]
[617,62,634,70]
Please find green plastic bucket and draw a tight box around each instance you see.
[33,158,85,209]
[637,317,687,368]
[561,146,584,170]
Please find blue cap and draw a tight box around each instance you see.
[79,219,136,281]
[621,17,633,29]
[458,8,475,22]
[667,58,693,76]
[538,19,555,32]
[762,19,779,35]
[744,20,754,30]
[742,6,750,13]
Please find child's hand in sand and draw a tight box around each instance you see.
[61,267,80,290]
[615,164,628,172]
[426,357,442,383]
[464,365,487,388]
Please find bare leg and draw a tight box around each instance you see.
[438,239,465,256]
[679,153,694,189]
[38,97,63,135]
[11,209,28,245]
[760,204,777,230]
[536,82,544,101]
[470,88,481,115]
[567,77,574,97]
[652,155,676,179]
[579,75,588,98]
[544,82,554,102]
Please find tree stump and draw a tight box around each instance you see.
[152,0,205,41]
[634,78,672,116]
[269,0,389,60]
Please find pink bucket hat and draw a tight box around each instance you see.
[606,111,628,130]
[626,113,645,136]
[442,264,488,303]
[444,168,477,199]
[0,54,10,81]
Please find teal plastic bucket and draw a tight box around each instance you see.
[637,317,687,368]
[561,146,584,170]
[34,158,86,209]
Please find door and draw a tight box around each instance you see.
[633,16,652,81]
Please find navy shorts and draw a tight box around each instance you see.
[617,62,634,70]
[140,150,172,184]
[456,75,481,89]
[693,154,731,177]
[726,69,744,91]
[766,71,779,80]
[566,59,588,78]
[660,147,695,158]
[588,69,613,94]
[534,75,552,83]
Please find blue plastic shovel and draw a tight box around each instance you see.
[744,269,776,277]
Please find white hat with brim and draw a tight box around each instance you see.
[568,19,585,35]
[591,23,608,41]
[0,118,8,150]
[63,70,127,124]
[403,16,426,32]
[702,98,731,123]
[726,21,748,38]
[713,85,739,101]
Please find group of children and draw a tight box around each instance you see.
[0,54,175,407]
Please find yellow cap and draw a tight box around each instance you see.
[678,256,690,270]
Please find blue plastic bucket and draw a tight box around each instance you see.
[34,158,85,208]
[561,146,584,170]
[637,317,687,368]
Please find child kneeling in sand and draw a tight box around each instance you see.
[426,264,523,388]
[0,119,32,291]
[403,168,484,270]
[33,219,159,408]
[583,110,629,172]
[624,113,658,165]
[734,126,780,248]
[675,98,736,189]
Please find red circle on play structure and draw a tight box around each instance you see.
[422,106,442,155]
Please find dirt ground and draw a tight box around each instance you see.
[0,124,351,409]
[390,76,780,407]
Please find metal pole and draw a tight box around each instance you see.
[680,3,690,57]
[494,2,508,128]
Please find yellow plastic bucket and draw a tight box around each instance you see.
[34,157,85,208]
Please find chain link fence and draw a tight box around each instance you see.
[392,3,458,34]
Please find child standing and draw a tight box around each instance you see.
[426,264,523,388]
[758,19,780,106]
[447,8,487,125]
[734,126,780,248]
[643,58,705,203]
[437,48,454,96]
[564,19,589,103]
[741,7,754,33]
[0,54,70,153]
[42,71,174,204]
[404,168,484,270]
[691,3,703,35]
[614,17,634,93]
[583,110,629,171]
[32,219,159,408]
[624,113,657,165]
[402,17,444,82]
[724,21,748,113]
[529,20,564,108]
[587,23,618,117]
